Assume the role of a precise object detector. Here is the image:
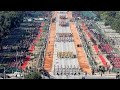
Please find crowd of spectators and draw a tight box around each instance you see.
[0,11,51,73]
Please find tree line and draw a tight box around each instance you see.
[94,11,120,33]
[0,11,24,50]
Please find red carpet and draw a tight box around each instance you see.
[98,55,107,66]
[94,45,99,53]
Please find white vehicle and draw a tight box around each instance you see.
[77,17,81,19]
[34,18,44,21]
[45,17,48,20]
[14,72,20,76]
[28,18,32,22]
[30,55,34,59]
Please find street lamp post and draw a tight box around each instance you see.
[16,49,18,72]
[3,67,5,79]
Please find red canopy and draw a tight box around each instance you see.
[98,55,107,67]
[28,27,43,53]
[22,23,44,70]
[33,39,38,44]
[94,45,99,53]
[21,56,31,70]
[37,33,41,39]
[40,27,42,30]
[33,28,42,44]
[41,22,44,26]
[28,45,35,53]
[39,29,42,33]
[82,22,85,26]
[87,32,92,38]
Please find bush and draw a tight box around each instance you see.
[104,22,109,26]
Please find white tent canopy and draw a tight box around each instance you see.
[34,18,44,21]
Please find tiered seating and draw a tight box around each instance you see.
[1,17,44,71]
[98,44,113,54]
[0,12,51,73]
[1,24,40,53]
[90,37,97,45]
[106,55,120,68]
[88,25,120,69]
[88,29,113,54]
[0,56,25,69]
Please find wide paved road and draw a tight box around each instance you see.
[49,11,81,79]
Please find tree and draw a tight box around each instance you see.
[111,18,120,33]
[105,16,114,26]
[25,71,42,79]
[95,11,120,34]
[0,11,24,51]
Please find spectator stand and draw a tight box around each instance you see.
[90,21,120,72]
[0,12,51,74]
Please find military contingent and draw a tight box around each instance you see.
[56,33,73,42]
[53,65,81,76]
